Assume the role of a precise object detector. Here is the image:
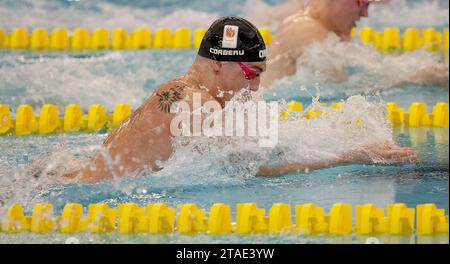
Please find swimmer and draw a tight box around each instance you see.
[67,17,416,184]
[261,0,449,87]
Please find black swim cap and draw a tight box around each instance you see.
[198,16,267,62]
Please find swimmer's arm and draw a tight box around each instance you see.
[76,83,184,184]
[319,67,349,83]
[261,54,297,87]
[256,144,418,177]
[394,64,449,88]
[256,157,348,177]
[261,23,331,87]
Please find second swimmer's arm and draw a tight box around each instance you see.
[394,64,449,89]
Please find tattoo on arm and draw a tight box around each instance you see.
[156,86,183,113]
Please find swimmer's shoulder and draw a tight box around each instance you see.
[145,78,217,112]
[126,79,186,118]
[279,14,328,38]
[104,79,190,142]
[281,10,306,25]
[154,78,215,101]
[303,19,329,37]
[152,78,187,97]
[273,15,329,56]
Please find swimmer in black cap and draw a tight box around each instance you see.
[69,16,416,183]
[74,16,269,183]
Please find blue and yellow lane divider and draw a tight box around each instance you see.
[354,27,449,53]
[0,27,447,55]
[385,102,449,128]
[0,102,448,136]
[0,202,448,237]
[0,103,132,136]
[0,27,272,51]
[280,101,449,128]
[353,27,449,63]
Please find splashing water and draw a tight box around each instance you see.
[1,37,447,111]
[0,0,220,31]
[360,0,449,30]
[0,2,448,246]
[0,92,395,211]
[0,51,196,110]
[266,34,449,103]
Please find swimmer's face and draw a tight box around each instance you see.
[213,61,266,101]
[333,0,370,37]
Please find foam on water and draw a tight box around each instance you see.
[0,92,394,212]
[360,0,449,29]
[0,0,448,226]
[0,0,220,30]
[266,34,449,102]
[1,36,448,111]
[0,50,196,110]
[0,135,104,209]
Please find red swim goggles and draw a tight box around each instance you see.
[360,0,375,7]
[237,62,261,80]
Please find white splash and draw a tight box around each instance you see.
[0,51,195,110]
[361,0,449,29]
[0,94,394,209]
[267,34,448,98]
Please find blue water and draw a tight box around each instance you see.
[0,0,449,244]
[0,126,448,244]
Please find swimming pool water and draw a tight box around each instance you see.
[0,0,449,244]
[0,49,449,244]
[0,127,448,244]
